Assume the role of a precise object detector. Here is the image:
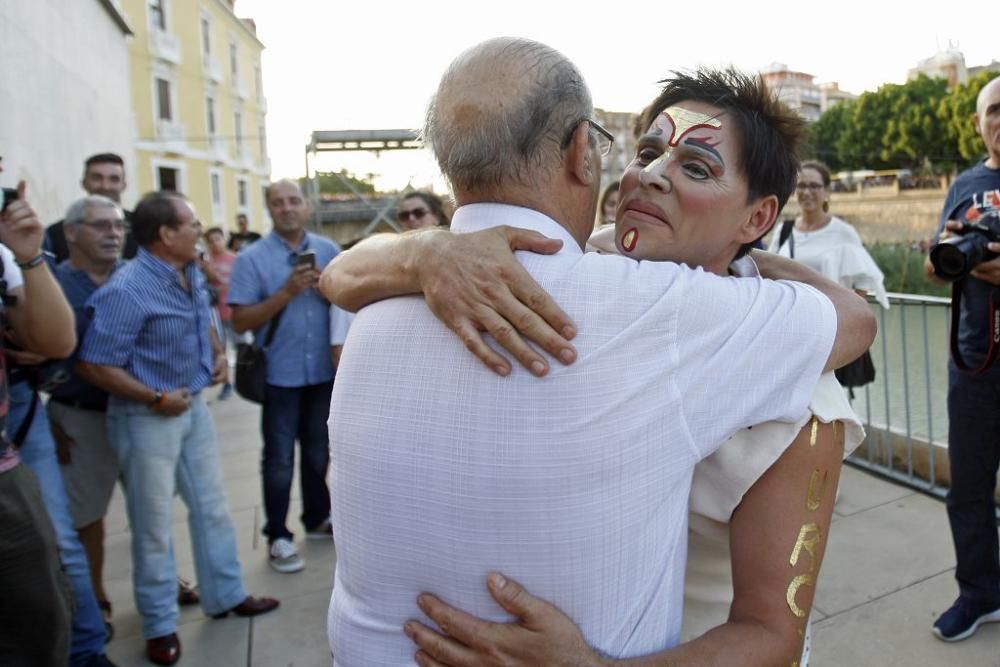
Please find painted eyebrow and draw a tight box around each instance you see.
[682,137,723,163]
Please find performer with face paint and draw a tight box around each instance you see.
[390,79,863,667]
[320,46,876,666]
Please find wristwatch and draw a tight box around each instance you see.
[149,391,165,409]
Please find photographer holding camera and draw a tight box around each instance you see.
[925,74,1000,643]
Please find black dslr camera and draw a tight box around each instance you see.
[929,209,1000,282]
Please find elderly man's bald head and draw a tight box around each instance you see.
[424,37,593,195]
[977,75,1000,116]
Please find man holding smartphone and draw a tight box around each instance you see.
[227,179,340,574]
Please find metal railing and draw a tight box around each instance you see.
[846,292,1000,514]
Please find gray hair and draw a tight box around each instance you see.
[64,194,122,226]
[423,37,593,193]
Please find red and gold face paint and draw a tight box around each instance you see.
[654,106,723,148]
[622,227,638,253]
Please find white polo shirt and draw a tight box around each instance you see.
[327,203,837,665]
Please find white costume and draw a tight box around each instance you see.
[590,229,866,663]
[328,204,836,665]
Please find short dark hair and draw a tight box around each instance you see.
[204,226,225,239]
[131,191,186,247]
[84,153,125,170]
[800,160,832,187]
[638,68,807,256]
[401,191,450,227]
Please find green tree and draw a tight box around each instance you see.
[805,101,851,171]
[836,85,899,170]
[938,70,996,170]
[881,75,952,171]
[302,170,376,196]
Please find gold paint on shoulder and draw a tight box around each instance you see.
[809,416,819,447]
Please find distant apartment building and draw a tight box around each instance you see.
[908,47,968,88]
[819,82,857,111]
[760,63,823,122]
[118,0,270,231]
[968,60,1000,80]
[0,1,136,223]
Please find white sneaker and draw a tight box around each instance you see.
[268,538,304,574]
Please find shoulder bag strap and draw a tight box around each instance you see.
[778,219,796,258]
[262,307,286,348]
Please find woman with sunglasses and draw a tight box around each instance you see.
[396,191,450,231]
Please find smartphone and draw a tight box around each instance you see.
[295,250,317,268]
[2,187,17,213]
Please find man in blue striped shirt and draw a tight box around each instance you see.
[78,191,279,666]
[228,179,340,574]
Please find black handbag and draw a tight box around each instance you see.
[835,350,876,389]
[234,309,284,404]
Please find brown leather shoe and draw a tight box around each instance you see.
[146,633,181,666]
[211,595,280,619]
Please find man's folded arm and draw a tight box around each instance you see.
[318,227,578,377]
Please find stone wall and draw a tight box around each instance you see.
[776,188,948,245]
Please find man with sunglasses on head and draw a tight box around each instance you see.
[227,179,340,575]
[318,37,875,664]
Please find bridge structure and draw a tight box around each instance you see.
[303,129,422,242]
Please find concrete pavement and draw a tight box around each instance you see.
[102,394,1000,666]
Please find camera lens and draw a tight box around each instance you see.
[930,243,969,281]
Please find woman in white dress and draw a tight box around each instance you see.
[768,160,889,310]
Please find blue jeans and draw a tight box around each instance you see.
[261,382,333,542]
[108,394,247,639]
[946,365,1000,606]
[10,380,106,665]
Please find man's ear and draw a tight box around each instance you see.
[565,121,597,187]
[64,223,78,245]
[739,195,779,244]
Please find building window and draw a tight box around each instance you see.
[200,16,211,57]
[237,178,248,209]
[229,42,238,80]
[155,78,172,121]
[206,97,216,135]
[149,0,167,31]
[211,173,222,206]
[158,167,178,192]
[234,111,243,154]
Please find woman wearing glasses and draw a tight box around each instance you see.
[396,191,450,231]
[768,160,888,308]
[768,160,887,397]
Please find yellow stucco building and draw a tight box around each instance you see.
[119,0,270,233]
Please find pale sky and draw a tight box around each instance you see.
[235,0,996,190]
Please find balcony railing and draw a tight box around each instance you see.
[204,57,223,83]
[156,119,186,152]
[149,29,182,64]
